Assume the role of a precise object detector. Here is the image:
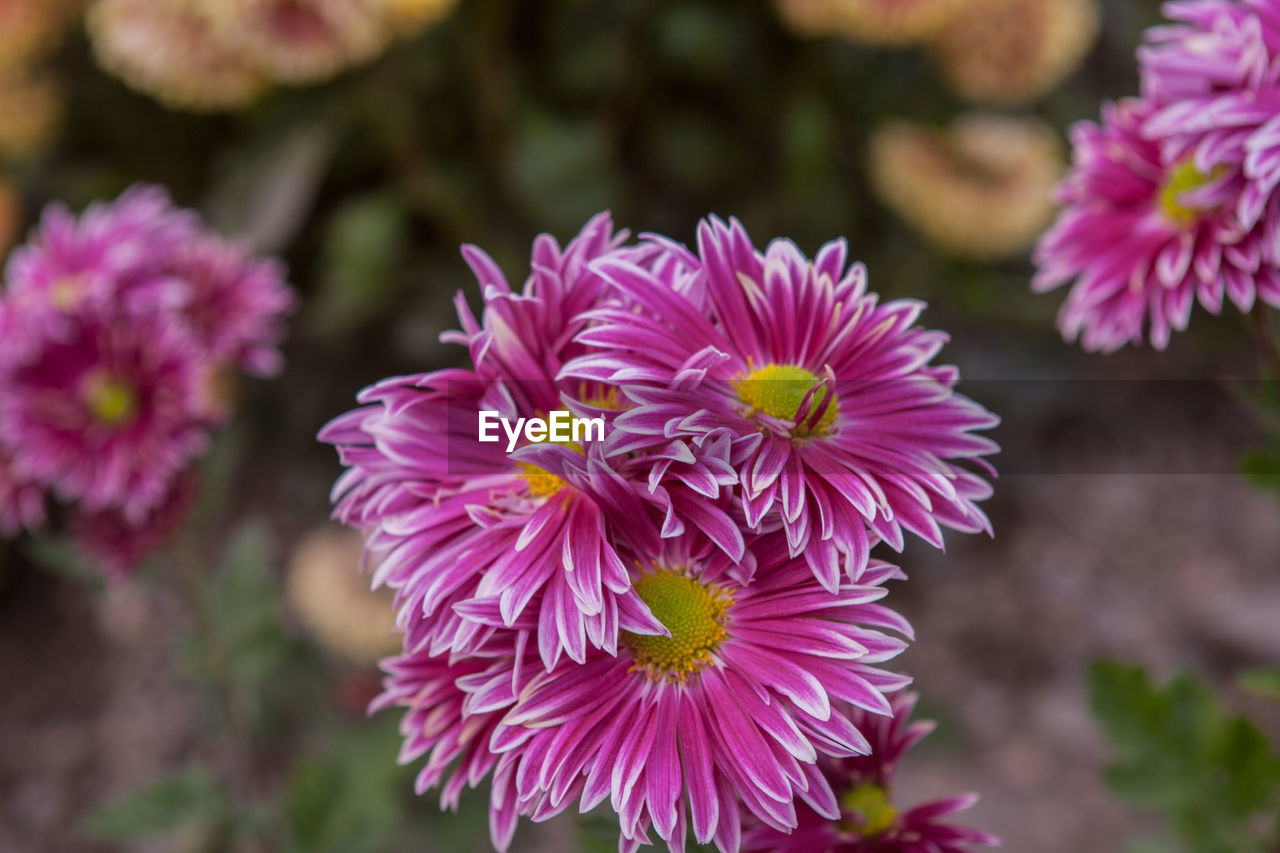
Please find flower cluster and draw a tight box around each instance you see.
[87,0,459,112]
[0,184,295,577]
[1034,0,1280,352]
[323,214,999,851]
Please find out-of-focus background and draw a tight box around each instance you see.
[2,0,1278,851]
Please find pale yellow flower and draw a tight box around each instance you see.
[932,0,1099,105]
[777,0,961,45]
[88,0,269,112]
[869,113,1063,259]
[286,525,400,664]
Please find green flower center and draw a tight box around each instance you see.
[841,783,898,838]
[623,570,732,681]
[735,364,838,437]
[83,373,138,426]
[1159,160,1222,226]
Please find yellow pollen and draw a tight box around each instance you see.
[1159,160,1222,226]
[735,364,839,437]
[49,276,84,312]
[841,783,899,838]
[623,569,732,681]
[520,462,568,500]
[579,382,625,411]
[517,440,582,500]
[83,373,137,426]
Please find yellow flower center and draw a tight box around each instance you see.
[735,364,838,437]
[49,276,85,312]
[517,440,582,500]
[623,569,732,681]
[83,373,137,426]
[841,783,898,838]
[1159,160,1222,226]
[520,462,568,500]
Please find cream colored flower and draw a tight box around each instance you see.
[88,0,269,112]
[869,113,1063,258]
[777,0,961,45]
[286,525,400,664]
[0,70,61,161]
[207,0,392,85]
[932,0,1099,105]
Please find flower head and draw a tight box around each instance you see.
[568,216,999,588]
[0,304,207,521]
[0,184,293,573]
[1139,0,1280,232]
[485,536,912,853]
[777,0,961,45]
[322,214,674,670]
[1033,98,1280,351]
[286,524,400,662]
[742,692,1000,853]
[206,0,392,85]
[88,0,270,112]
[931,0,1099,105]
[869,114,1063,258]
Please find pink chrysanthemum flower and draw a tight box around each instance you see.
[4,184,294,374]
[160,234,295,377]
[1139,0,1280,231]
[487,535,912,853]
[2,185,198,363]
[1033,98,1280,351]
[0,305,207,522]
[742,692,1000,853]
[322,215,675,669]
[566,217,998,589]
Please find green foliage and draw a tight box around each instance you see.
[308,193,411,336]
[1241,445,1280,500]
[1240,668,1280,703]
[84,766,226,843]
[1089,661,1280,853]
[181,522,302,733]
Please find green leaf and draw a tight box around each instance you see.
[1241,447,1280,498]
[307,193,409,336]
[84,766,224,841]
[1240,668,1280,702]
[1089,661,1280,853]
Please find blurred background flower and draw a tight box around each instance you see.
[932,0,1099,105]
[285,524,399,664]
[777,0,961,45]
[869,113,1063,258]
